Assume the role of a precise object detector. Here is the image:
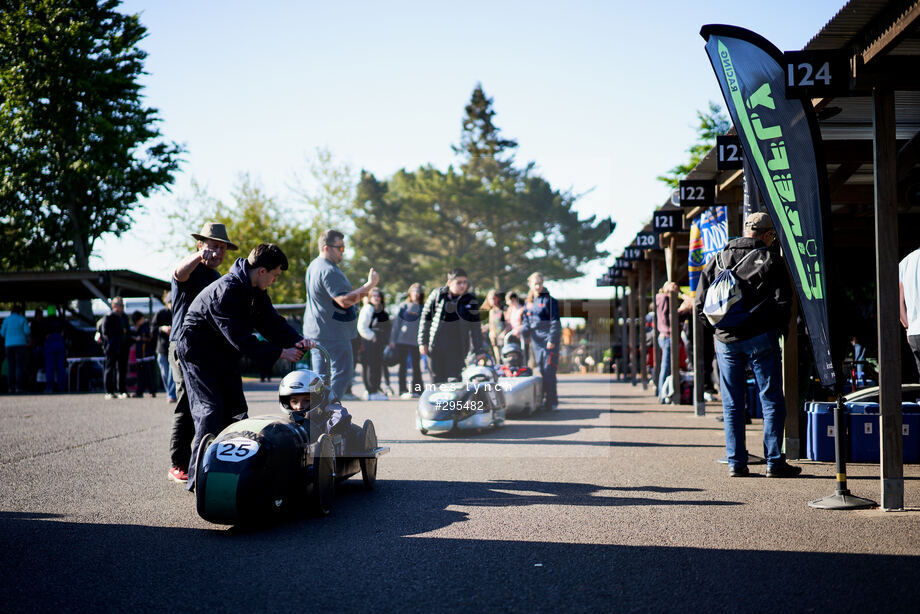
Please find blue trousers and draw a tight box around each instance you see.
[532,340,558,406]
[312,337,353,402]
[715,330,787,468]
[44,334,67,392]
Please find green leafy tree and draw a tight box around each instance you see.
[289,146,357,240]
[162,174,314,304]
[351,85,613,295]
[656,101,731,188]
[0,0,182,271]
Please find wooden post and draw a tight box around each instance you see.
[669,287,681,406]
[783,295,800,460]
[693,302,705,416]
[873,86,903,510]
[651,256,664,393]
[726,203,742,241]
[627,272,638,386]
[638,262,648,390]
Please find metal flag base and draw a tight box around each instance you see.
[808,490,877,510]
[807,396,878,511]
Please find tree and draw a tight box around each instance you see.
[161,174,315,305]
[288,146,357,239]
[351,85,613,295]
[452,83,519,183]
[0,0,182,272]
[656,101,731,188]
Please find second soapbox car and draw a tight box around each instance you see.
[494,342,543,417]
[195,346,389,526]
[416,357,506,435]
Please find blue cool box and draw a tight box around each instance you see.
[806,402,920,463]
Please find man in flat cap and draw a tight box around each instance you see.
[165,222,237,484]
[695,211,800,479]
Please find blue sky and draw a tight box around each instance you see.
[96,0,845,298]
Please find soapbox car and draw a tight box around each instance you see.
[416,359,506,435]
[494,342,543,417]
[195,346,389,526]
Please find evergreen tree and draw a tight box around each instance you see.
[0,0,182,271]
[351,85,613,295]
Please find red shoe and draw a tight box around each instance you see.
[168,467,188,483]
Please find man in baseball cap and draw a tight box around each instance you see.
[165,221,237,483]
[694,210,800,479]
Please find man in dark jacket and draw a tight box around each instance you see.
[695,212,800,479]
[178,243,313,491]
[523,272,562,411]
[418,268,489,383]
[100,297,130,399]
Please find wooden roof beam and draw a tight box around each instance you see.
[861,1,920,64]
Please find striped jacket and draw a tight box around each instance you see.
[418,286,487,356]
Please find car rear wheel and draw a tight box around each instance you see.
[310,434,335,516]
[360,419,378,490]
[194,433,215,514]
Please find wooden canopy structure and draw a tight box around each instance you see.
[608,0,920,509]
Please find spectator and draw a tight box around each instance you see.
[167,221,237,483]
[358,288,390,400]
[418,268,489,384]
[178,243,312,492]
[523,272,562,411]
[504,291,526,347]
[302,229,379,402]
[42,306,67,393]
[100,297,130,399]
[153,291,176,402]
[1,305,30,393]
[655,281,692,403]
[390,283,425,398]
[900,244,920,381]
[695,212,800,478]
[483,289,509,363]
[131,311,156,398]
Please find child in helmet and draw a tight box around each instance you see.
[278,368,352,437]
[496,342,533,377]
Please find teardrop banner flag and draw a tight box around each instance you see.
[700,24,836,389]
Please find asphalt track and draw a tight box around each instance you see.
[2,374,920,612]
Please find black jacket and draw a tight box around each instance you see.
[694,237,793,343]
[418,286,487,357]
[177,258,303,372]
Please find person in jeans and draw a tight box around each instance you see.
[1,305,30,393]
[153,291,176,402]
[357,289,390,400]
[695,212,800,478]
[302,229,379,402]
[391,283,424,398]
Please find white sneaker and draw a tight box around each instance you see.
[399,392,414,400]
[104,393,114,400]
[117,392,128,399]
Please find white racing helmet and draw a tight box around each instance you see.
[501,342,524,367]
[463,364,497,383]
[279,369,327,414]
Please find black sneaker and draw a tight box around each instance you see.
[729,465,750,477]
[766,462,802,478]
